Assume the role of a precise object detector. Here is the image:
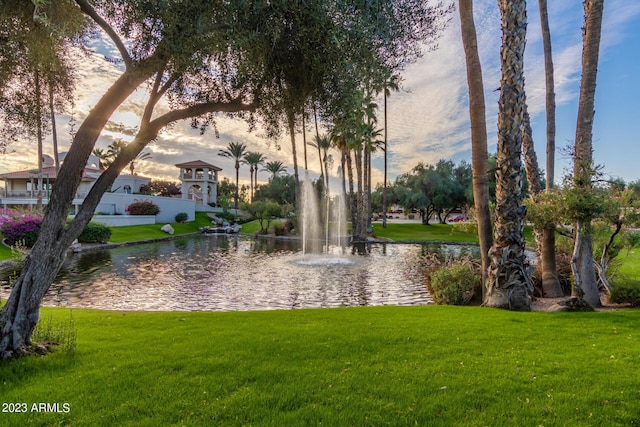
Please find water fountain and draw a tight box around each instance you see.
[299,170,349,262]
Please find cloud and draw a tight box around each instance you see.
[2,2,638,187]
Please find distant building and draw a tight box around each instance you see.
[175,160,222,208]
[0,154,226,224]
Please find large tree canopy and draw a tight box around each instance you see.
[1,0,451,359]
[0,0,88,152]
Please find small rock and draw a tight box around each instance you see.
[160,224,175,235]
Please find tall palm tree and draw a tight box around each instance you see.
[379,74,400,229]
[459,0,493,291]
[572,0,605,307]
[263,161,287,179]
[218,141,248,210]
[244,151,266,202]
[537,0,563,297]
[485,0,531,310]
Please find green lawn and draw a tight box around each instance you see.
[108,212,213,243]
[371,222,479,243]
[2,306,639,426]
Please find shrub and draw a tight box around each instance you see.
[273,222,286,236]
[1,217,42,247]
[77,222,112,244]
[125,200,160,216]
[283,219,295,233]
[610,280,640,307]
[175,212,188,223]
[428,262,480,305]
[215,211,237,222]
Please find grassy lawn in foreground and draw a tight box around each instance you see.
[1,305,639,426]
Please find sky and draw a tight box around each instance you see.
[2,0,639,191]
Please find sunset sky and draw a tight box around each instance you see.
[1,0,639,190]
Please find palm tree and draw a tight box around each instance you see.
[244,151,266,202]
[485,0,531,310]
[218,141,248,210]
[92,148,108,170]
[378,74,400,229]
[104,139,127,168]
[459,0,493,292]
[129,151,151,175]
[536,0,563,297]
[572,0,605,307]
[263,161,288,179]
[308,134,331,188]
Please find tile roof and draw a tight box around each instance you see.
[174,160,222,171]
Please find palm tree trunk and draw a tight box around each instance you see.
[535,0,563,297]
[382,89,389,229]
[234,161,240,211]
[34,70,44,212]
[49,83,60,174]
[522,107,563,297]
[301,111,308,171]
[572,0,605,307]
[249,165,254,203]
[287,111,300,211]
[345,148,356,239]
[485,0,531,310]
[459,0,493,291]
[313,105,325,184]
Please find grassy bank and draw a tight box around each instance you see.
[2,306,639,425]
[371,222,479,243]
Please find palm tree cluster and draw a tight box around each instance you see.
[93,140,151,175]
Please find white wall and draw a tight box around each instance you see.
[96,193,195,223]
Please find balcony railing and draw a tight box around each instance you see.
[0,190,88,200]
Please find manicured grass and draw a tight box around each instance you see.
[2,306,639,425]
[618,248,640,277]
[371,222,479,243]
[107,212,213,243]
[0,243,12,260]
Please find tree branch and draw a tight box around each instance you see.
[141,67,166,125]
[74,0,133,68]
[146,97,259,136]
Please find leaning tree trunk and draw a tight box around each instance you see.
[459,0,493,291]
[0,69,151,359]
[485,0,532,311]
[572,0,605,308]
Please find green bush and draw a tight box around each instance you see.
[273,223,286,236]
[428,263,480,305]
[125,200,160,216]
[215,211,237,222]
[175,212,188,223]
[77,222,112,243]
[610,281,640,307]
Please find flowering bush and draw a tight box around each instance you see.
[125,200,160,216]
[0,209,43,247]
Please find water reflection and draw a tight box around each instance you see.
[1,236,480,312]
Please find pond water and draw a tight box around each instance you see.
[2,236,479,312]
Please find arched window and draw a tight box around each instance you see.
[124,185,132,194]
